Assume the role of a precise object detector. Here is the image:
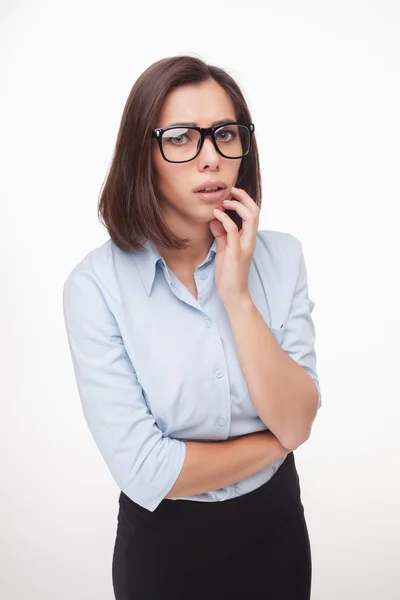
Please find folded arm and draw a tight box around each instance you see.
[63,266,288,512]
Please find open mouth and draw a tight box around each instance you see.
[197,187,224,193]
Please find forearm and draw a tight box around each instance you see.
[165,431,288,499]
[225,295,319,450]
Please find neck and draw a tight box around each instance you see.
[157,223,215,273]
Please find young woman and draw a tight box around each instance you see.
[63,55,322,599]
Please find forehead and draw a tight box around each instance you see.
[158,79,236,127]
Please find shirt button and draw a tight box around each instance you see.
[216,369,223,378]
[200,273,208,280]
[218,417,227,426]
[205,320,211,328]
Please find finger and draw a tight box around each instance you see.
[222,199,254,221]
[231,187,260,215]
[209,218,227,252]
[222,199,258,245]
[213,209,240,254]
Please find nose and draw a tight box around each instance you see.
[197,136,220,170]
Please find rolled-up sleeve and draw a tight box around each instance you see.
[62,265,186,512]
[282,243,322,409]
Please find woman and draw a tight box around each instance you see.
[63,55,322,599]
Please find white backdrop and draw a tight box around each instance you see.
[2,1,399,598]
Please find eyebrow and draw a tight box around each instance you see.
[165,118,237,127]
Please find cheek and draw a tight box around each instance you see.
[152,152,172,191]
[152,147,164,181]
[153,161,190,201]
[227,160,242,184]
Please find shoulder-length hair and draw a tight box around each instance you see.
[98,55,262,252]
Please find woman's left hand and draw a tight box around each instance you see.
[209,186,260,307]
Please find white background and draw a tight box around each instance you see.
[1,1,399,598]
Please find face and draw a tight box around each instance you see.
[152,79,242,229]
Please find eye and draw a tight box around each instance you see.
[216,128,237,142]
[163,127,193,145]
[168,134,189,145]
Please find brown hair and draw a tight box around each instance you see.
[98,55,262,252]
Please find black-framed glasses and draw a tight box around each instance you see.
[152,121,255,163]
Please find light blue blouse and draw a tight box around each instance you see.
[63,229,322,512]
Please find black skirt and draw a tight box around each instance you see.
[112,452,312,599]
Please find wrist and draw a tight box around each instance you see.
[223,291,254,315]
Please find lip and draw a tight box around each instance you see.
[195,188,228,203]
[193,180,227,193]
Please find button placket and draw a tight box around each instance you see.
[215,369,227,426]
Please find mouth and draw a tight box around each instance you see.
[193,180,227,194]
[194,187,228,203]
[195,186,225,193]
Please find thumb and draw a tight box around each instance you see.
[209,218,227,252]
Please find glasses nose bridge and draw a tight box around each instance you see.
[199,126,218,154]
[201,126,214,139]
